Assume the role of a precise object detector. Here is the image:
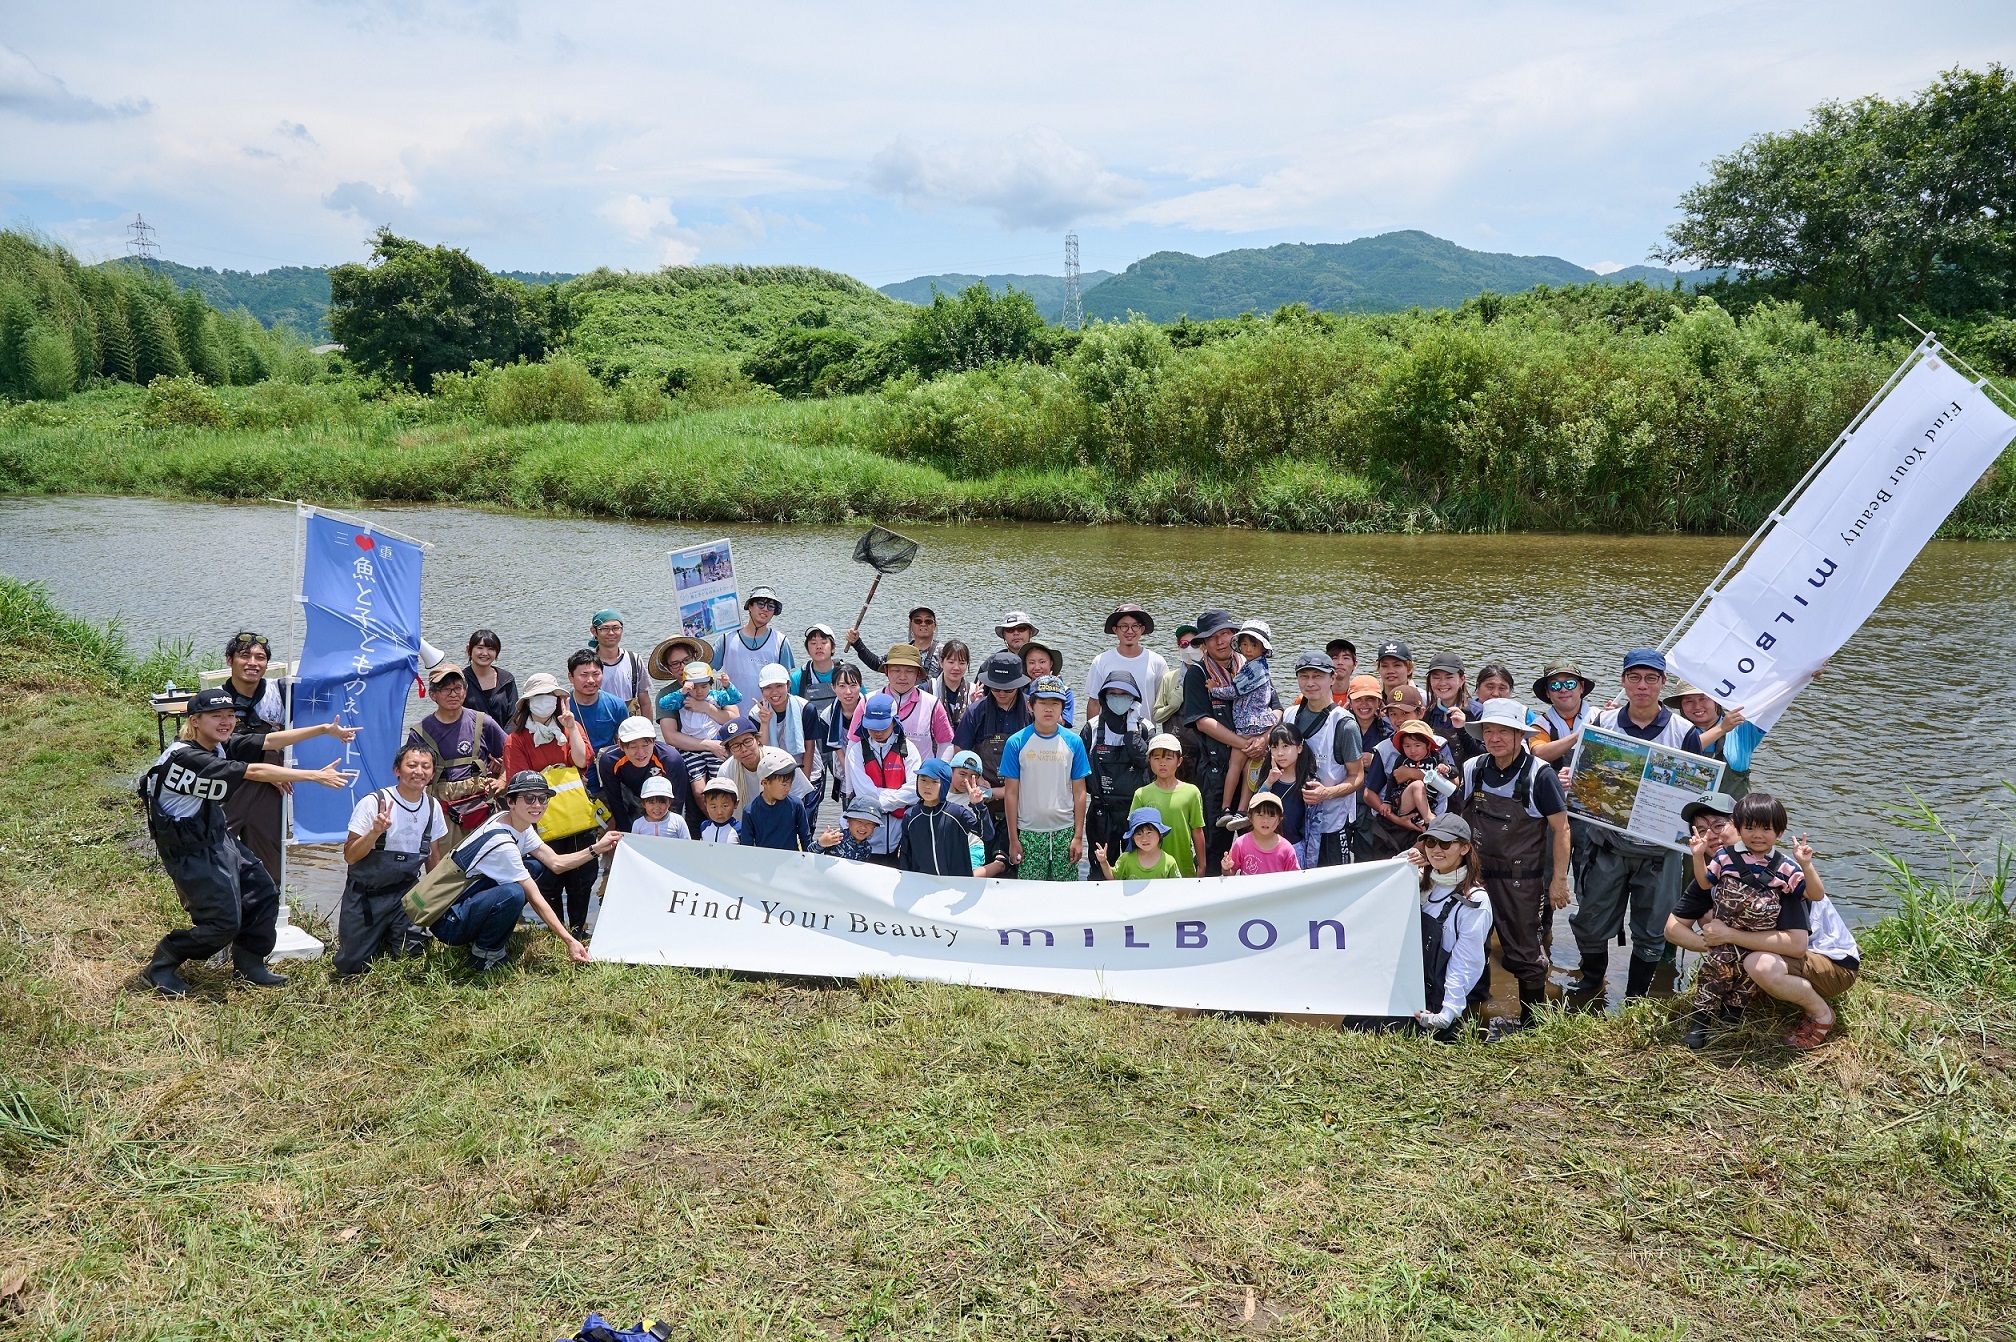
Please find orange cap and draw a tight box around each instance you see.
[1347,674,1382,701]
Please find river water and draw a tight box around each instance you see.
[5,494,2014,933]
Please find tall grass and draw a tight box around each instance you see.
[1864,786,2016,1004]
[0,575,192,692]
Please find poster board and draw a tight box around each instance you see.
[666,539,741,640]
[1565,726,1725,851]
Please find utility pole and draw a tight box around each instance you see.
[1062,231,1082,331]
[127,214,161,269]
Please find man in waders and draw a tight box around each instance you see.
[139,687,360,996]
[219,630,289,886]
[1081,669,1153,869]
[1455,697,1571,1032]
[1572,648,1702,999]
[1181,608,1268,872]
[952,650,1034,867]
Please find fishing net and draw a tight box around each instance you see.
[852,525,920,575]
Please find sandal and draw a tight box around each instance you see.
[1784,1015,1835,1050]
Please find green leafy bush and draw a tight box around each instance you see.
[141,374,227,430]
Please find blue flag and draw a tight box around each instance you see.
[289,510,424,843]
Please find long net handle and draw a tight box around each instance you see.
[852,573,884,634]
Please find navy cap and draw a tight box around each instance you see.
[186,687,238,715]
[1622,648,1668,675]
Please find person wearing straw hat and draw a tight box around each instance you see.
[1455,697,1572,1032]
[1663,679,1754,798]
[849,643,955,764]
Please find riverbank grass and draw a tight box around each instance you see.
[1,574,2012,1339]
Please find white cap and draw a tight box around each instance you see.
[1148,733,1182,754]
[702,775,740,799]
[758,663,791,688]
[615,716,657,743]
[639,775,676,800]
[758,745,798,779]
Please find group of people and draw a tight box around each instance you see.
[136,594,1857,1048]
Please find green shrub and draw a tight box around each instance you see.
[479,355,606,425]
[21,326,75,401]
[141,374,227,429]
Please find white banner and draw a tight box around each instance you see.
[591,839,1427,1016]
[1670,351,2016,730]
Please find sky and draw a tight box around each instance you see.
[4,2,2014,287]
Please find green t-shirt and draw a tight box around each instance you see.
[1129,780,1205,876]
[1114,847,1182,880]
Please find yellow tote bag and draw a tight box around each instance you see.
[536,765,603,841]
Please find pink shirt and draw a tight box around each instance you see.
[847,687,954,762]
[1229,832,1301,875]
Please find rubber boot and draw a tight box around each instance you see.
[1570,947,1608,996]
[144,947,190,998]
[1624,955,1657,1000]
[1681,1012,1712,1050]
[233,950,288,988]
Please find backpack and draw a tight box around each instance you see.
[401,824,519,928]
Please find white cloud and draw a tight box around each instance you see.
[323,180,412,223]
[867,130,1147,229]
[0,42,147,121]
[596,194,699,265]
[1587,261,1626,275]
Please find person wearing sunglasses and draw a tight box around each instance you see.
[1527,658,1596,768]
[218,630,289,886]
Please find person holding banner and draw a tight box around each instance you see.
[139,687,360,997]
[1572,649,1700,999]
[1455,699,1570,1030]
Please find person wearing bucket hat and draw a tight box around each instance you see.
[993,610,1038,651]
[848,605,946,680]
[1572,647,1709,1001]
[817,794,886,861]
[588,609,652,718]
[1180,607,1271,870]
[848,644,956,765]
[1002,676,1092,880]
[1528,657,1597,766]
[719,585,795,715]
[1084,604,1166,732]
[953,651,1035,851]
[1451,697,1571,1029]
[1094,805,1181,881]
[1402,811,1494,1038]
[845,692,922,864]
[1017,639,1076,728]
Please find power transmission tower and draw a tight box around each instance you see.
[126,214,161,269]
[1062,231,1083,331]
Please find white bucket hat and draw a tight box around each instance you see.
[1464,697,1538,739]
[1236,619,1273,653]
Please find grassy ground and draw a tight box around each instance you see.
[2,575,2014,1340]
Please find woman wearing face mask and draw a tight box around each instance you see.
[501,673,599,937]
[1080,670,1155,870]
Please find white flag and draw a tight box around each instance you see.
[1670,351,2015,730]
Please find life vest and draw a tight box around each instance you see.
[861,736,911,818]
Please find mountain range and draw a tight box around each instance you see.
[877,271,1116,325]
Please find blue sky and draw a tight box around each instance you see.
[4,2,2013,285]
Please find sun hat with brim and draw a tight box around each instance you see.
[1531,658,1596,701]
[978,651,1030,691]
[758,746,798,779]
[1020,639,1064,674]
[1104,603,1156,635]
[1660,679,1719,709]
[1394,719,1442,745]
[616,716,657,743]
[1347,674,1383,701]
[948,750,984,772]
[1236,620,1273,654]
[1193,609,1236,639]
[860,693,898,730]
[1680,792,1738,825]
[743,585,783,614]
[882,643,925,671]
[915,758,954,788]
[1246,791,1285,813]
[842,796,884,823]
[1147,733,1182,755]
[1029,675,1069,702]
[1096,670,1144,699]
[994,610,1038,637]
[1422,812,1472,844]
[504,770,557,799]
[639,775,676,801]
[1464,697,1539,739]
[515,671,565,705]
[702,776,741,799]
[1123,805,1172,849]
[1326,638,1357,657]
[648,634,712,680]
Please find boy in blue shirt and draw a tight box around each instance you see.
[743,747,813,852]
[1001,675,1092,881]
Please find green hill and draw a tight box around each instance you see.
[102,257,336,341]
[1083,231,1715,321]
[880,271,1114,324]
[552,265,912,384]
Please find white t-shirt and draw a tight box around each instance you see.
[461,821,542,887]
[1806,895,1862,963]
[632,814,691,840]
[346,788,447,855]
[597,649,645,706]
[1084,647,1168,728]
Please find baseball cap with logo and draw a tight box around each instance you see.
[186,687,239,716]
[1376,640,1414,663]
[860,693,898,730]
[1384,685,1427,713]
[1029,675,1070,702]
